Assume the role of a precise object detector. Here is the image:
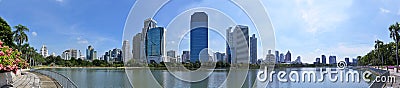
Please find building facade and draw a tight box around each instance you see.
[40,45,49,57]
[122,40,131,63]
[321,55,326,64]
[250,34,257,64]
[146,27,165,64]
[285,51,291,63]
[190,12,209,63]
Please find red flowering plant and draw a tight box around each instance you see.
[0,40,25,74]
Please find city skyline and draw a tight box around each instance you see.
[0,0,400,63]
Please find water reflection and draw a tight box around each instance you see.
[46,67,371,88]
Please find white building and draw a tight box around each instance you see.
[132,33,142,63]
[167,50,176,62]
[228,25,250,64]
[122,40,131,63]
[40,45,49,57]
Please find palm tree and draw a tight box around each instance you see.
[13,24,29,51]
[389,22,400,68]
[375,39,383,67]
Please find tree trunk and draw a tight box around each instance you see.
[397,39,399,68]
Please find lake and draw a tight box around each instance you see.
[44,67,372,88]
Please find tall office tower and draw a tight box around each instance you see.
[40,45,49,57]
[329,56,337,65]
[132,33,142,63]
[167,50,176,62]
[285,51,291,63]
[352,58,358,66]
[345,57,350,64]
[62,50,71,60]
[141,18,157,63]
[315,58,321,64]
[182,51,190,63]
[275,51,279,63]
[122,40,131,63]
[190,12,209,63]
[226,27,234,64]
[321,55,326,64]
[265,50,275,63]
[250,34,257,64]
[86,45,95,60]
[279,53,285,63]
[93,51,97,60]
[70,49,78,59]
[294,56,302,64]
[146,27,165,64]
[233,25,250,64]
[214,52,224,62]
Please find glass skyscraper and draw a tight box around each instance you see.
[190,12,208,63]
[146,27,165,63]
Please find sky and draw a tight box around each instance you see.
[0,0,399,64]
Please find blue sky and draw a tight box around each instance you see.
[0,0,399,63]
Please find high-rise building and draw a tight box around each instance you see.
[226,27,233,64]
[70,49,78,59]
[190,12,209,63]
[86,45,96,60]
[234,25,249,64]
[62,50,71,60]
[265,50,275,64]
[275,51,279,63]
[250,34,257,64]
[285,51,291,63]
[40,45,49,57]
[62,49,78,60]
[329,56,337,65]
[279,53,284,63]
[294,56,302,64]
[167,50,176,62]
[182,51,190,63]
[321,55,326,64]
[315,58,320,64]
[146,27,165,64]
[132,33,142,63]
[352,58,358,66]
[141,18,157,63]
[122,40,131,63]
[214,52,224,62]
[345,57,350,65]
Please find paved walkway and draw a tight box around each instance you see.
[3,71,61,88]
[382,68,400,88]
[11,72,40,88]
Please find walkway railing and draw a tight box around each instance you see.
[31,69,78,88]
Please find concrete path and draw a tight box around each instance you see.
[5,71,61,88]
[382,68,400,88]
[11,72,40,88]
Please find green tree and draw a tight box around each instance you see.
[389,22,400,66]
[0,17,15,47]
[13,24,30,51]
[375,39,383,66]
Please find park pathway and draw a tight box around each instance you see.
[5,71,60,88]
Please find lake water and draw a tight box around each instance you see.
[44,67,372,88]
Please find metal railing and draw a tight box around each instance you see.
[368,67,390,88]
[32,69,78,88]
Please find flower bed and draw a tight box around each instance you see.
[0,40,28,87]
[0,40,28,74]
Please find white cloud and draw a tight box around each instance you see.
[295,0,351,34]
[31,32,37,37]
[76,37,89,44]
[380,8,390,13]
